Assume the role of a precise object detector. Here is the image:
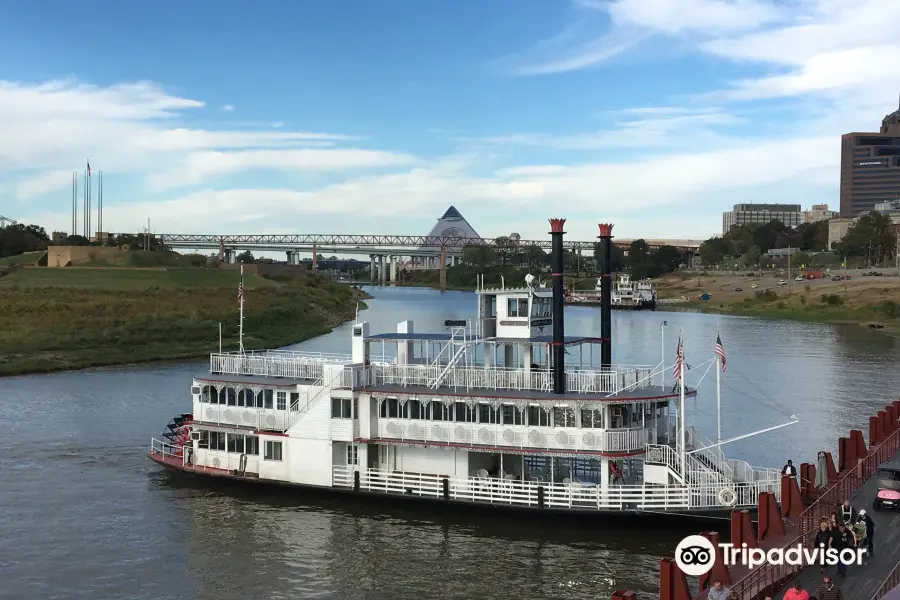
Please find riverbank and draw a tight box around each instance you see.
[657,272,900,330]
[0,266,367,376]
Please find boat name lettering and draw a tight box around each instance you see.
[499,320,529,326]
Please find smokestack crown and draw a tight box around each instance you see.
[549,218,567,233]
[597,223,614,238]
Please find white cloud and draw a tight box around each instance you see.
[221,104,235,112]
[0,80,399,200]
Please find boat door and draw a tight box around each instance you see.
[378,444,395,471]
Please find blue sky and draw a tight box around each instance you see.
[2,0,899,242]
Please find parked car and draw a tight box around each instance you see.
[795,276,804,281]
[734,287,743,292]
[831,275,843,281]
[751,284,758,289]
[778,280,787,285]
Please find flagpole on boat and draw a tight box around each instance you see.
[716,327,722,446]
[678,332,686,475]
[239,264,245,354]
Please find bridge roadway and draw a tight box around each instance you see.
[153,232,703,255]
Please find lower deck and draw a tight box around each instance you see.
[150,432,777,514]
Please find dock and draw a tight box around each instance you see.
[602,399,900,600]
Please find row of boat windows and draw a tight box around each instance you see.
[197,431,283,461]
[378,398,610,428]
[197,385,298,410]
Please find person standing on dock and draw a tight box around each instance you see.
[838,500,856,526]
[855,509,875,558]
[817,576,844,600]
[814,519,834,573]
[834,523,856,577]
[782,459,797,478]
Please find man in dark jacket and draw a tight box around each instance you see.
[855,509,875,558]
[782,460,798,478]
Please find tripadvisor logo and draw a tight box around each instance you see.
[675,535,866,576]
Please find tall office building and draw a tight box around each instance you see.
[722,203,802,235]
[839,100,900,217]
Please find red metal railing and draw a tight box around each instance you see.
[726,425,900,600]
[872,558,900,600]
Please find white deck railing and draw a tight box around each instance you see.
[368,363,654,395]
[332,466,770,510]
[376,419,649,453]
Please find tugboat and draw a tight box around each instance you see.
[149,219,787,519]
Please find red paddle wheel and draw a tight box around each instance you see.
[161,413,193,457]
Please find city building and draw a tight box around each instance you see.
[828,218,856,250]
[722,203,802,235]
[803,204,838,224]
[839,101,900,217]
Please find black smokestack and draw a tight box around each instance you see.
[598,223,614,370]
[549,218,566,394]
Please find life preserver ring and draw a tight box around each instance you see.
[718,488,737,507]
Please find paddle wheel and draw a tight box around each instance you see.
[161,413,193,457]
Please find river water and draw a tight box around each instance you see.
[2,287,899,600]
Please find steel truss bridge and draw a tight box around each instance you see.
[0,215,17,227]
[153,233,702,254]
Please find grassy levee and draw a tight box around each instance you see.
[0,267,366,376]
[657,272,900,330]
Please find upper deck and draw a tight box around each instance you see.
[209,349,659,398]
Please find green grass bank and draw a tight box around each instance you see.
[0,266,367,376]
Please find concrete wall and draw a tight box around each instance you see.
[46,245,121,267]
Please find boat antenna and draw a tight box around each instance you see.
[238,264,245,354]
[355,302,360,324]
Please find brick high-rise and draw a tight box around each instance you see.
[839,100,900,217]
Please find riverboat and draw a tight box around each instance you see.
[149,220,784,518]
[565,273,657,310]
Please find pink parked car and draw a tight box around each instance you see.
[873,461,900,511]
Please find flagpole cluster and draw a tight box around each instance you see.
[673,332,686,473]
[714,329,727,444]
[238,265,245,353]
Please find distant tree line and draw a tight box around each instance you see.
[698,212,895,268]
[0,223,50,258]
[460,233,687,279]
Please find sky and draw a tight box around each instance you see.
[1,0,899,243]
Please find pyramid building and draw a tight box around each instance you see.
[424,206,482,241]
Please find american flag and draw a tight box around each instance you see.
[715,333,727,372]
[86,160,91,176]
[673,335,684,381]
[237,273,244,303]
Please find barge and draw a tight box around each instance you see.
[149,220,783,518]
[566,273,657,310]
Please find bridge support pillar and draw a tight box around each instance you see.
[439,246,447,292]
[285,250,294,265]
[311,244,317,272]
[390,256,398,282]
[224,248,235,264]
[378,255,386,285]
[370,255,376,283]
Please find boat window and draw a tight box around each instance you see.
[197,430,209,449]
[347,445,358,465]
[431,401,449,421]
[501,405,522,425]
[237,389,254,407]
[257,389,273,410]
[191,386,201,396]
[209,431,226,451]
[507,298,529,318]
[454,402,476,423]
[489,296,496,317]
[264,440,283,461]
[553,406,576,428]
[290,392,300,411]
[527,405,549,427]
[408,399,424,419]
[224,388,237,406]
[531,296,552,318]
[276,391,287,411]
[208,386,219,404]
[332,398,353,419]
[478,403,499,424]
[227,433,245,453]
[246,436,259,456]
[581,409,604,428]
